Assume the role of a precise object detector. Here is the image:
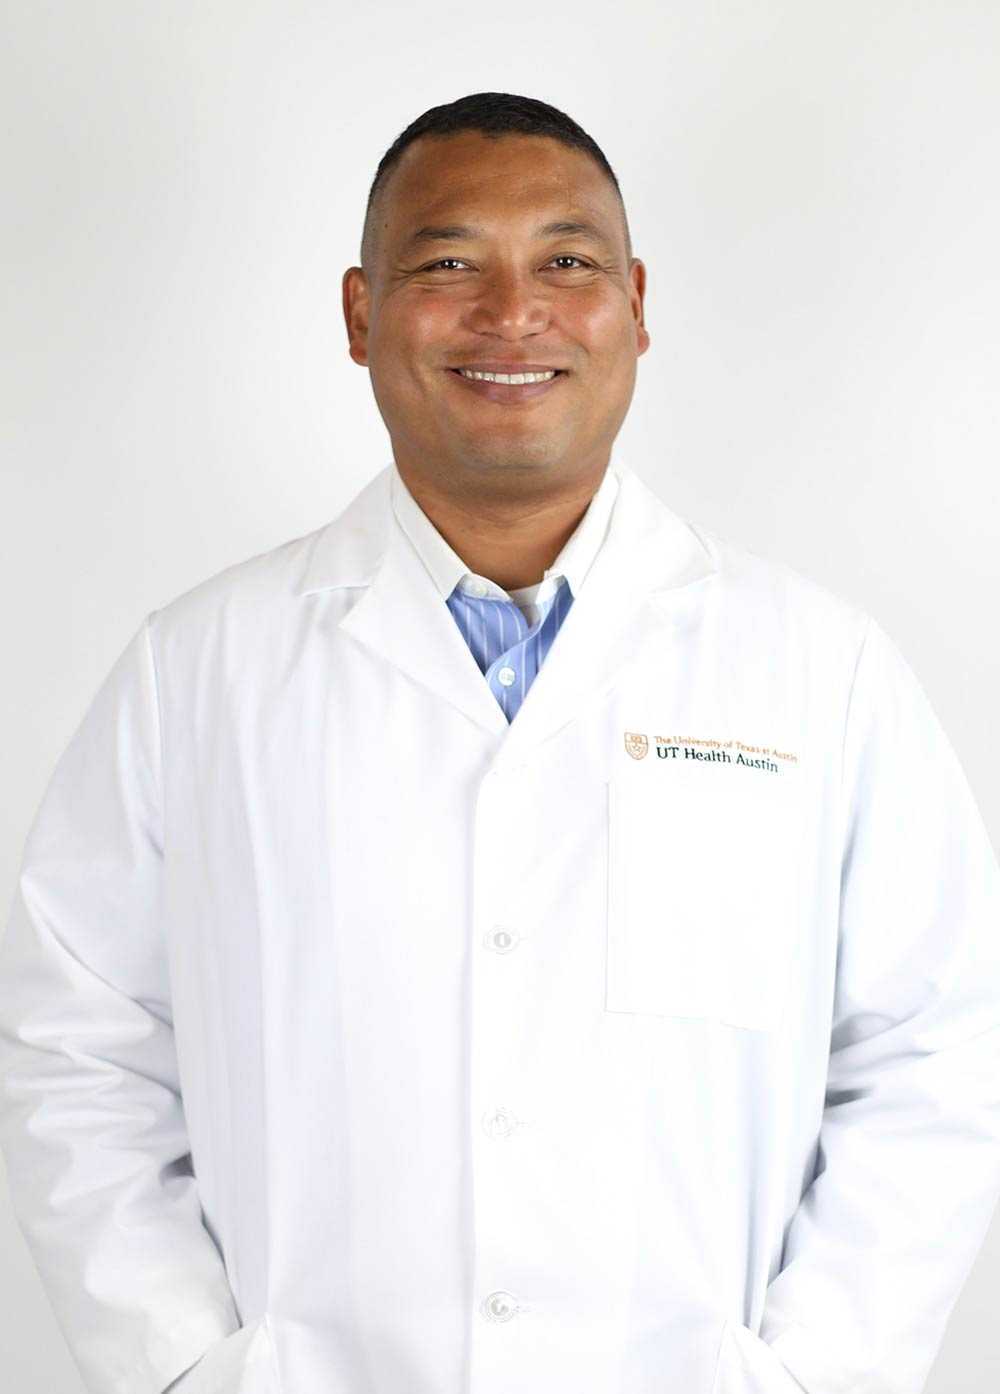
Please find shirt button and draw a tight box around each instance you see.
[481,1290,519,1322]
[467,578,488,596]
[498,666,516,686]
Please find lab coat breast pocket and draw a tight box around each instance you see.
[605,762,803,1032]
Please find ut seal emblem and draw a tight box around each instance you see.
[624,731,648,760]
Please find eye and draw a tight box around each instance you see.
[420,255,593,272]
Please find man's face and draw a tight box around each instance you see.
[343,132,649,494]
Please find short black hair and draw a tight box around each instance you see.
[360,91,632,273]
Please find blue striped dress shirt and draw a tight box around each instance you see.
[389,460,621,722]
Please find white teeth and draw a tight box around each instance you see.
[457,369,557,384]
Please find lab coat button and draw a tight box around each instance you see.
[481,1290,519,1322]
[485,926,518,953]
[482,1107,517,1138]
[497,666,516,686]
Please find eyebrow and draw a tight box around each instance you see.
[401,219,616,253]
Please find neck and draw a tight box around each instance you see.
[394,462,608,592]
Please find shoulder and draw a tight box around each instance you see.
[147,467,391,651]
[683,512,873,670]
[619,464,870,653]
[149,524,324,641]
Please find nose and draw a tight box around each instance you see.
[462,266,551,339]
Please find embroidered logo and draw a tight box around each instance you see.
[624,731,649,760]
[623,731,800,774]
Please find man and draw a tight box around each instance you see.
[1,90,999,1394]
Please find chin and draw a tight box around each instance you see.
[457,439,562,473]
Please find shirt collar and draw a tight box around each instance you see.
[389,458,621,606]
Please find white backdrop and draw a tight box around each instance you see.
[2,2,999,1390]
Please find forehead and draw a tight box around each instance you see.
[383,132,619,237]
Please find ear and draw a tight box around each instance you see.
[342,267,371,367]
[629,258,650,357]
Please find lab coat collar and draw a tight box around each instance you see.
[294,456,719,761]
[388,456,621,606]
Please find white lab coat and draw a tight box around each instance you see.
[2,458,1000,1394]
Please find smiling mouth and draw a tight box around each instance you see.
[446,368,567,402]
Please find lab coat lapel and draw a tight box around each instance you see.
[494,464,719,763]
[295,466,509,736]
[294,462,719,755]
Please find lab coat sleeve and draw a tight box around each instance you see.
[756,614,1000,1394]
[0,616,241,1394]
